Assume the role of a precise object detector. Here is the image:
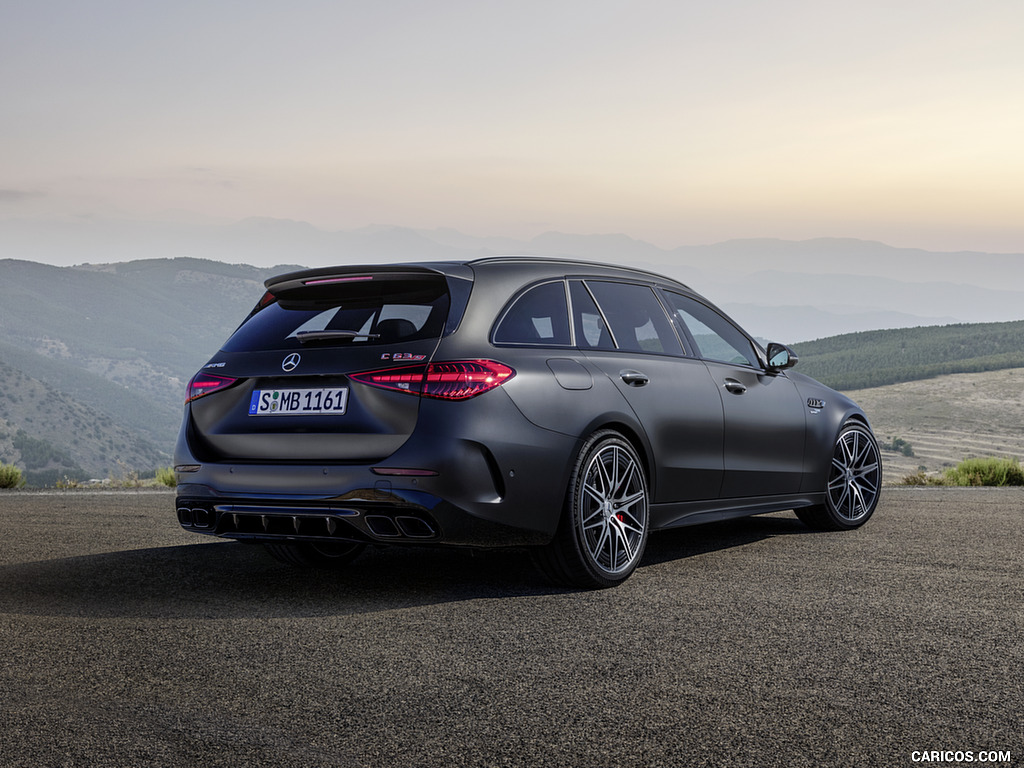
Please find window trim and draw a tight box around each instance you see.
[568,279,618,350]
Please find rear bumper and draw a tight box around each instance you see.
[175,485,549,547]
[172,392,581,548]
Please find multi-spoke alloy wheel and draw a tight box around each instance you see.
[797,421,881,531]
[538,431,649,588]
[578,441,649,576]
[827,424,881,523]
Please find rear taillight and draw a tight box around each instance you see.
[350,360,515,401]
[423,361,515,400]
[186,373,239,403]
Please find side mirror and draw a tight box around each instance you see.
[766,342,798,371]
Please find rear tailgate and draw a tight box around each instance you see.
[187,268,468,463]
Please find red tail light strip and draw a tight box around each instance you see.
[186,373,239,403]
[351,360,515,401]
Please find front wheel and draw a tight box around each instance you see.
[796,420,881,531]
[538,431,649,589]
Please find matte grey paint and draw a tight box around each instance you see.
[175,256,875,551]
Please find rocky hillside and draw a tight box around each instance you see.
[0,364,167,484]
[0,257,290,483]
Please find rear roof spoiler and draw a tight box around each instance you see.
[265,262,474,292]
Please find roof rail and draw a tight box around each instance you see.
[465,254,683,285]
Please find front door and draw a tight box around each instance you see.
[661,290,806,498]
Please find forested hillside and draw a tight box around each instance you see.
[793,320,1024,390]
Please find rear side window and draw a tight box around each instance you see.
[585,281,683,355]
[493,281,571,346]
[222,277,450,352]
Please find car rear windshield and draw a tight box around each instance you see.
[221,275,451,352]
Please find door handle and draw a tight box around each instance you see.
[620,370,650,387]
[724,378,747,394]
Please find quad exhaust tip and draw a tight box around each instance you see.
[177,507,213,529]
[365,515,436,539]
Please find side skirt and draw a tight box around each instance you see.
[650,493,826,531]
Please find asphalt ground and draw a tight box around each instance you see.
[1,488,1021,768]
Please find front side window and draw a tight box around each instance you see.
[492,281,571,346]
[663,292,759,367]
[585,281,683,356]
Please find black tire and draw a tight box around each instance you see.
[796,420,881,531]
[264,541,365,569]
[538,430,650,589]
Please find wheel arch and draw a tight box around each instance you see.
[841,410,872,431]
[576,417,655,497]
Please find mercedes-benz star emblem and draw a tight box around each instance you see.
[282,353,301,372]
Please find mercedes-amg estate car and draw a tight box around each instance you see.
[174,257,880,588]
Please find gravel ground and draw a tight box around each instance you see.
[1,488,1021,768]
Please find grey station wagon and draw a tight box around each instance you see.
[174,257,881,588]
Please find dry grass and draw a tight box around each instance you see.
[845,367,1024,483]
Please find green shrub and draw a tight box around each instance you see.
[900,457,1024,487]
[882,436,915,457]
[942,457,1024,487]
[155,466,177,488]
[0,463,25,489]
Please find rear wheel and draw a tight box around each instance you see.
[264,541,365,569]
[538,430,649,588]
[796,420,881,531]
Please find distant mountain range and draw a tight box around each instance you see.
[4,215,1024,338]
[1,218,1022,483]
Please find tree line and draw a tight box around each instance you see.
[791,320,1024,391]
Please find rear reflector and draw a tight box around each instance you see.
[351,360,515,401]
[186,373,239,403]
[371,467,439,476]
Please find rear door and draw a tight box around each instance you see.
[187,270,460,463]
[573,280,725,503]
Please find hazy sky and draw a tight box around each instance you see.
[3,0,1024,252]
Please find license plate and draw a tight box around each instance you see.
[249,388,349,416]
